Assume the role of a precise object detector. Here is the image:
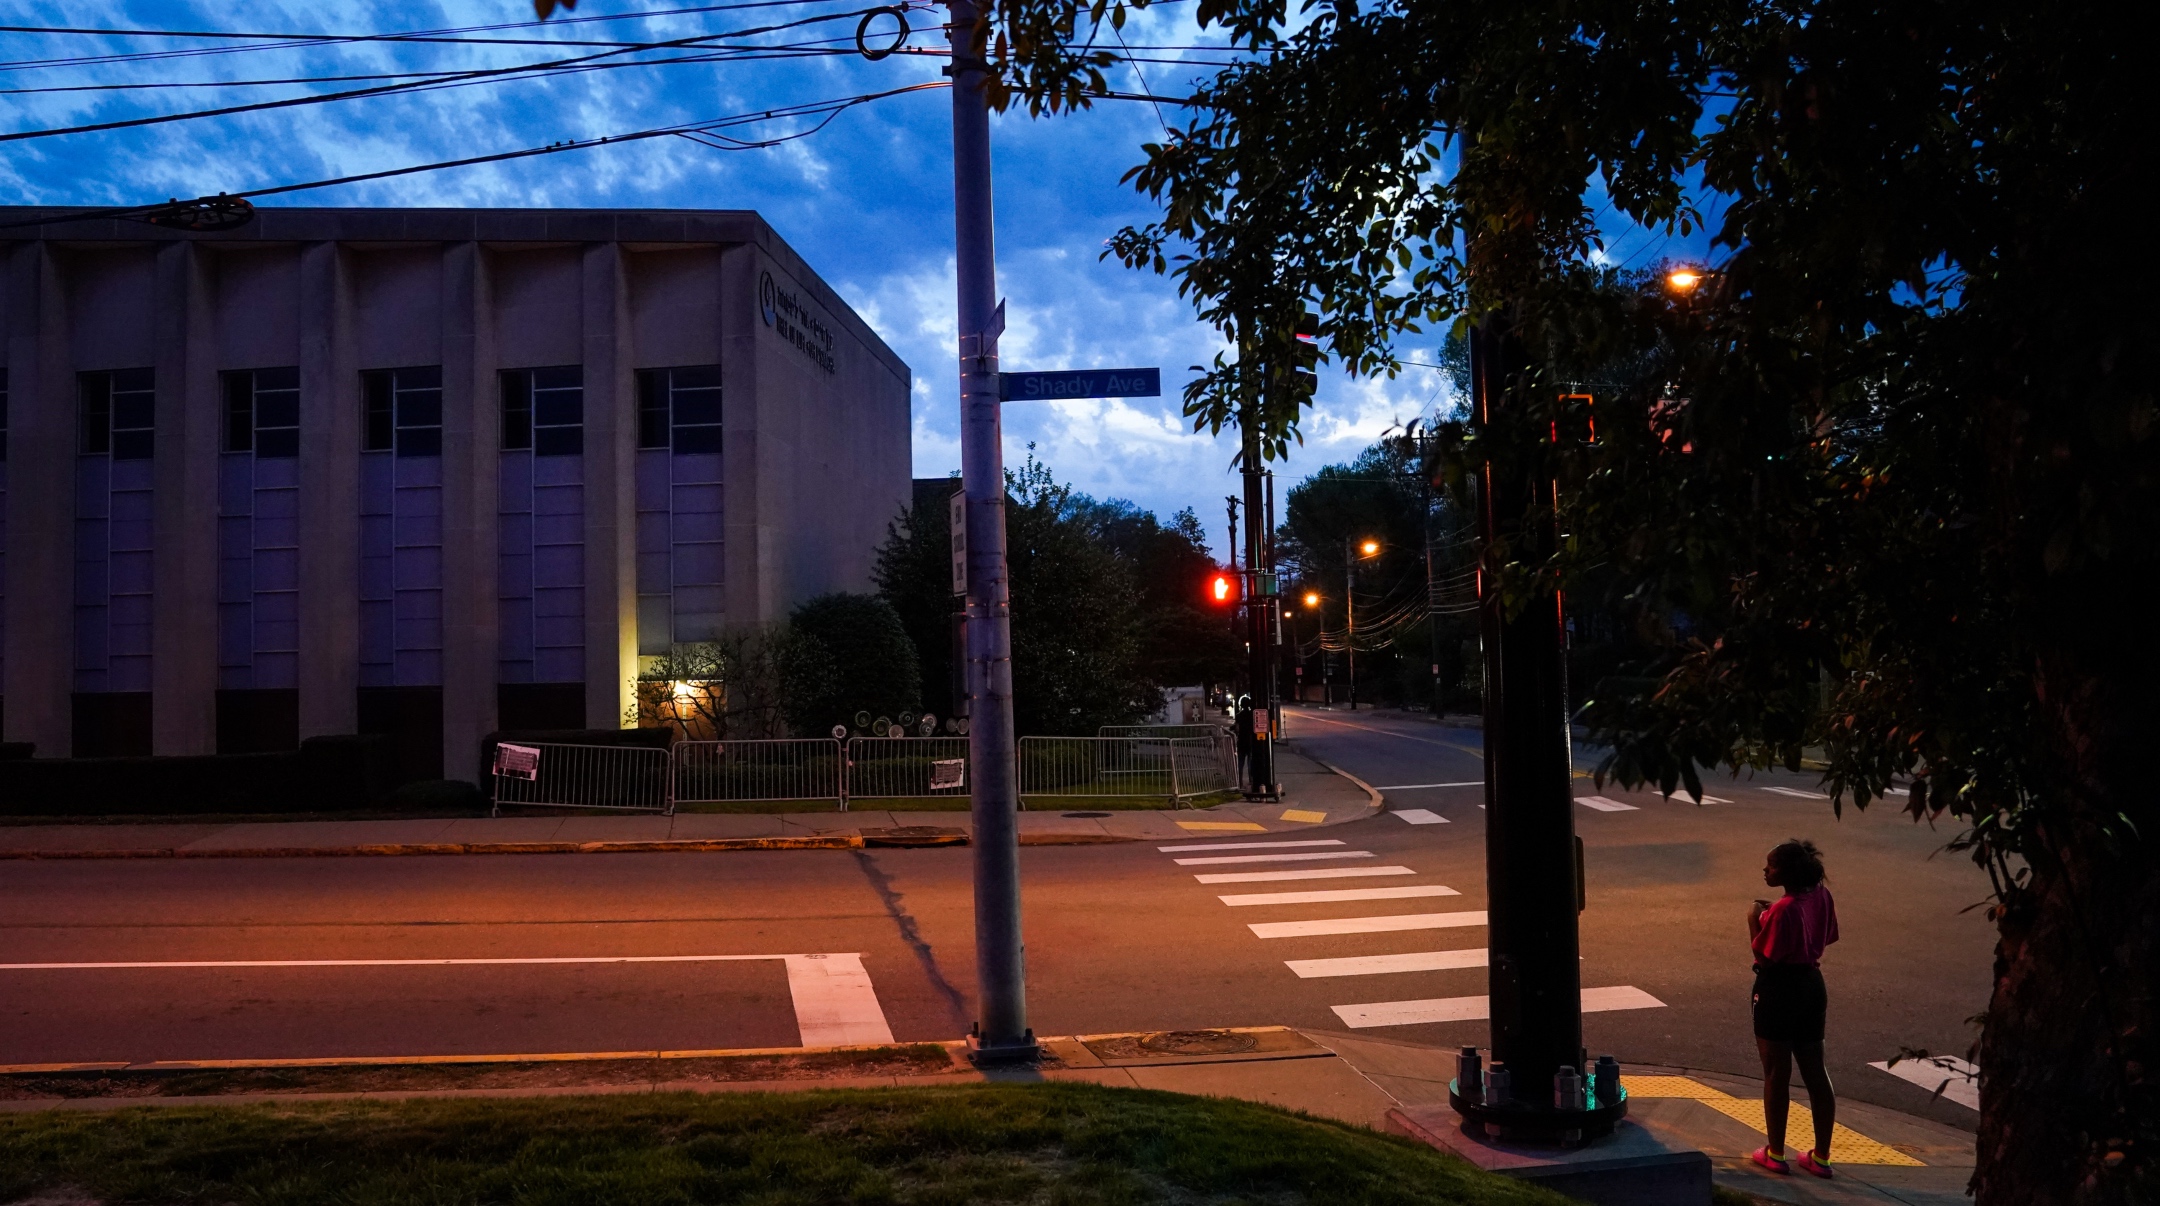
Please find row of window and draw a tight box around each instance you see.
[63,366,725,460]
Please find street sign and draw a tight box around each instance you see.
[949,491,967,596]
[494,742,540,781]
[998,367,1160,402]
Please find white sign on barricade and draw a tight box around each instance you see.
[930,758,966,790]
[494,742,541,781]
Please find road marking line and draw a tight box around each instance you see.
[1577,796,1638,812]
[0,952,896,1052]
[1280,809,1329,823]
[1157,839,1345,853]
[1331,984,1661,1028]
[1218,885,1459,906]
[1287,949,1487,978]
[1884,787,1910,796]
[1373,781,1483,790]
[1173,851,1377,866]
[1869,1055,1979,1110]
[1194,865,1416,884]
[781,953,894,1046]
[1175,821,1267,831]
[1392,809,1449,824]
[1678,795,1733,805]
[0,954,801,970]
[1249,910,1487,938]
[1761,786,1829,799]
[1291,711,1485,758]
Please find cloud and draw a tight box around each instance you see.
[5,0,1451,555]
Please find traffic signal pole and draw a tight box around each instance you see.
[948,0,1033,1063]
[1465,312,1589,1131]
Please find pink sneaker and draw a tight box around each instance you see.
[1750,1147,1790,1174]
[1797,1150,1834,1178]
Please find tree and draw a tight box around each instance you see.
[975,0,2154,1199]
[873,454,1204,736]
[783,593,922,737]
[629,626,811,741]
[1070,499,1243,691]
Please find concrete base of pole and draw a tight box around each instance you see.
[965,1028,1041,1067]
[1389,1106,1711,1206]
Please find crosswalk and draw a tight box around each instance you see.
[1372,783,1877,822]
[1158,836,1664,1032]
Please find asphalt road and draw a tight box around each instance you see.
[0,704,1991,1129]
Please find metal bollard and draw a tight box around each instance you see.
[1458,1046,1483,1097]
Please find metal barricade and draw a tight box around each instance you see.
[1096,723,1229,741]
[490,742,673,816]
[1018,734,1237,806]
[847,736,972,801]
[672,739,844,809]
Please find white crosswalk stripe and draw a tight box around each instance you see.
[1217,885,1459,907]
[1761,786,1828,799]
[1391,808,1449,824]
[1173,851,1376,866]
[1286,949,1487,978]
[1157,839,1346,853]
[1248,910,1488,939]
[1868,1055,1978,1110]
[1332,985,1665,1029]
[1576,796,1638,812]
[1194,865,1416,884]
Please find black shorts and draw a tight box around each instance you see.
[1752,963,1827,1044]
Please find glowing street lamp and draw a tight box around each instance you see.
[1666,267,1703,293]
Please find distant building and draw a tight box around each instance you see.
[0,206,910,779]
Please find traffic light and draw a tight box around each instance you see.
[1208,570,1240,606]
[1289,310,1320,402]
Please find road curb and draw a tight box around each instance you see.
[0,829,1153,860]
[1305,756,1387,814]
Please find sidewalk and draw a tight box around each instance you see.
[0,1025,1973,1205]
[0,744,1378,860]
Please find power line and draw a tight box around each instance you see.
[0,80,950,233]
[0,6,903,145]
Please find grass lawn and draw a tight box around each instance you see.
[0,1082,1579,1205]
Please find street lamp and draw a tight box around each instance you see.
[1665,267,1702,293]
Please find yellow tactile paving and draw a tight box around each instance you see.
[1625,1075,1925,1166]
[1175,821,1267,831]
[1280,809,1328,823]
[1625,1075,1732,1100]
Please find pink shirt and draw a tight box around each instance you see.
[1753,887,1839,967]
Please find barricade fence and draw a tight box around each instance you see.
[672,739,841,807]
[490,742,674,816]
[848,736,972,801]
[1096,723,1229,742]
[493,733,1241,813]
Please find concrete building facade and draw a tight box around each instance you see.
[0,206,911,779]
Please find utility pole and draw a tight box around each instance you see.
[1240,414,1275,796]
[1462,312,1591,1132]
[1343,536,1358,711]
[948,0,1033,1064]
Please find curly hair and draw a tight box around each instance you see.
[1769,838,1827,890]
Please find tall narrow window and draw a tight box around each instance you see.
[501,366,582,455]
[360,366,442,456]
[633,365,722,454]
[222,367,300,457]
[80,369,154,459]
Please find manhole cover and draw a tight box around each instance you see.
[1062,811,1112,818]
[1138,1029,1257,1056]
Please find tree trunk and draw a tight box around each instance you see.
[1974,658,2160,1204]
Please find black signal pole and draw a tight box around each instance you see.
[1240,410,1276,797]
[1466,311,1589,1131]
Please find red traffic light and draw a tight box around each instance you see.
[1208,572,1239,605]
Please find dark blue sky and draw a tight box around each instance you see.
[2,0,1707,557]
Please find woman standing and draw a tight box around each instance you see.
[1748,838,1840,1178]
